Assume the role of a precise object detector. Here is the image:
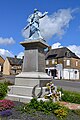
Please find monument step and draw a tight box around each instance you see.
[6,94,33,103]
[8,85,46,97]
[16,72,51,78]
[15,72,51,87]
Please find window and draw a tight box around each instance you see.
[76,61,78,66]
[52,59,55,64]
[75,71,77,74]
[18,66,21,69]
[66,60,70,66]
[65,51,70,57]
[46,60,49,65]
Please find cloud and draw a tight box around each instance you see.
[0,37,15,45]
[51,42,80,58]
[51,42,63,49]
[22,8,75,40]
[17,52,24,59]
[0,49,24,59]
[0,49,14,59]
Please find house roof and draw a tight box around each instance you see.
[0,56,5,65]
[7,57,23,65]
[0,56,5,61]
[45,47,80,60]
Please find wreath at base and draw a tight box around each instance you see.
[32,84,43,98]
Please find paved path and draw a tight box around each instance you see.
[60,101,80,110]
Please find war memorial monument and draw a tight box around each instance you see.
[7,9,52,102]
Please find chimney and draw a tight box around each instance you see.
[15,55,17,58]
[48,46,51,51]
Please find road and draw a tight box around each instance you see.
[0,75,15,84]
[53,79,80,92]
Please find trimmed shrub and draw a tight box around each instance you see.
[17,98,68,118]
[0,83,9,99]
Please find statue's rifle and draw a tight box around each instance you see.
[24,22,34,30]
[24,24,30,30]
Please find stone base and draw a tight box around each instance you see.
[6,86,47,103]
[15,72,51,87]
[8,85,47,97]
[6,72,51,103]
[6,94,33,103]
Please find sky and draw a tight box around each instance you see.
[0,0,80,59]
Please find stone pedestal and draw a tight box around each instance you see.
[6,39,51,102]
[21,40,47,73]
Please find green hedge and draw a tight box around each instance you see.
[0,82,9,99]
[61,90,80,104]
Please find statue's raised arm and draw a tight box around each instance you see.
[40,11,48,19]
[24,9,48,40]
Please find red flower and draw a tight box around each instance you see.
[0,99,14,111]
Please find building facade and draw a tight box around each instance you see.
[0,56,5,74]
[3,56,23,75]
[45,47,80,80]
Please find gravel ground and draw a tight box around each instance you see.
[1,101,80,120]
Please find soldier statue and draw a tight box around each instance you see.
[24,9,48,40]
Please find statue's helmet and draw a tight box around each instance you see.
[34,9,38,13]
